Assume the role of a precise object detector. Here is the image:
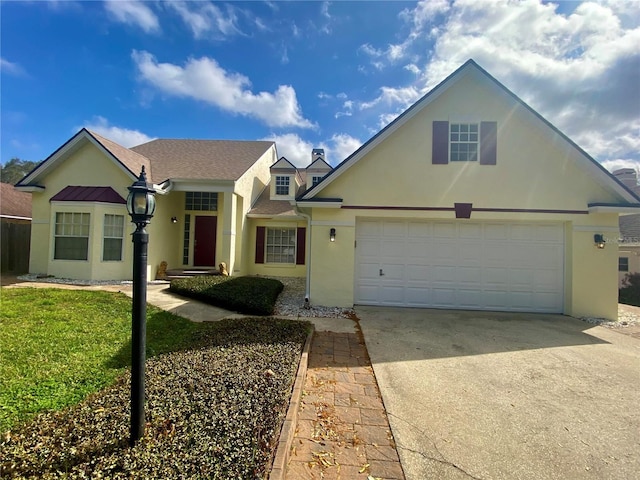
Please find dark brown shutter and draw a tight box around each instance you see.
[296,227,306,265]
[255,226,265,264]
[480,121,497,165]
[432,121,449,164]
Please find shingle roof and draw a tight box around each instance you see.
[249,187,299,217]
[0,183,32,218]
[131,139,274,183]
[620,214,640,243]
[50,186,126,204]
[86,130,151,179]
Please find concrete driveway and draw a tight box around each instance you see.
[356,307,640,480]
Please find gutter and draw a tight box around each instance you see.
[292,201,311,306]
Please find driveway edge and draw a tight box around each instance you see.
[269,326,314,480]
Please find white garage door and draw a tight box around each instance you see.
[355,220,564,313]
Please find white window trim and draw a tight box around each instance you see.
[102,214,125,262]
[275,176,290,196]
[450,122,479,162]
[265,226,297,264]
[53,212,91,261]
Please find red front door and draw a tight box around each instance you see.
[194,216,217,266]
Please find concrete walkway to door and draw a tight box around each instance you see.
[356,307,640,480]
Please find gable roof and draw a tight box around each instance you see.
[270,156,297,171]
[0,183,32,219]
[301,59,640,207]
[50,186,126,204]
[306,157,332,171]
[131,139,274,183]
[16,128,148,188]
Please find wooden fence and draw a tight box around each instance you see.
[1,220,31,274]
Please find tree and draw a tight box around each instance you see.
[0,158,40,185]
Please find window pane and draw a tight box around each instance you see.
[103,238,122,261]
[265,227,296,264]
[55,237,89,260]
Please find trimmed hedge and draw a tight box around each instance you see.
[170,276,284,316]
[619,272,640,307]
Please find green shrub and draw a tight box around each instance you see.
[619,272,640,307]
[170,276,284,316]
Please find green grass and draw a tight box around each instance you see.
[0,287,202,433]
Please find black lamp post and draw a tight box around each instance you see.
[126,166,156,446]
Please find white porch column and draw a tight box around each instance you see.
[221,191,237,274]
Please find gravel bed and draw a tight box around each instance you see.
[581,305,640,328]
[270,276,355,319]
[16,274,169,286]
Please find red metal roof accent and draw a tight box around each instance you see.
[50,186,126,204]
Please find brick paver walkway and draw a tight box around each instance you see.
[285,331,405,480]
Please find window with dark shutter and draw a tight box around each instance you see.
[296,227,306,265]
[480,121,497,165]
[432,121,449,164]
[255,226,266,264]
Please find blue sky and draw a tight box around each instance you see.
[1,0,639,172]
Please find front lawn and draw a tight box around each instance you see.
[0,288,310,479]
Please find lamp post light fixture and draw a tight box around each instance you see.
[126,166,156,446]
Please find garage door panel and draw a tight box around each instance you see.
[355,220,564,313]
[380,285,404,304]
[407,265,431,281]
[381,240,405,257]
[382,222,405,237]
[356,284,379,303]
[457,266,482,283]
[432,288,456,307]
[457,289,483,308]
[380,263,404,280]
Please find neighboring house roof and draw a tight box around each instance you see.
[131,139,274,183]
[301,59,640,207]
[50,186,126,204]
[0,183,32,219]
[620,214,640,243]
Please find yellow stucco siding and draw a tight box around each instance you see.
[28,141,136,280]
[246,218,307,278]
[320,73,616,211]
[304,72,623,318]
[146,192,184,276]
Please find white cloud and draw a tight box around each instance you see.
[261,133,314,167]
[359,0,639,167]
[166,1,243,39]
[325,133,362,164]
[261,132,361,167]
[359,85,420,110]
[80,116,155,147]
[104,0,160,33]
[404,63,421,75]
[0,58,27,76]
[132,50,315,129]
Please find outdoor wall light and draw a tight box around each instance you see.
[171,216,178,224]
[330,228,336,242]
[126,166,156,227]
[594,234,606,249]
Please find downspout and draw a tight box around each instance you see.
[293,202,312,306]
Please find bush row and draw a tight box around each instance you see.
[170,276,284,316]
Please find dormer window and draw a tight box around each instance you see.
[312,176,323,187]
[275,176,290,195]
